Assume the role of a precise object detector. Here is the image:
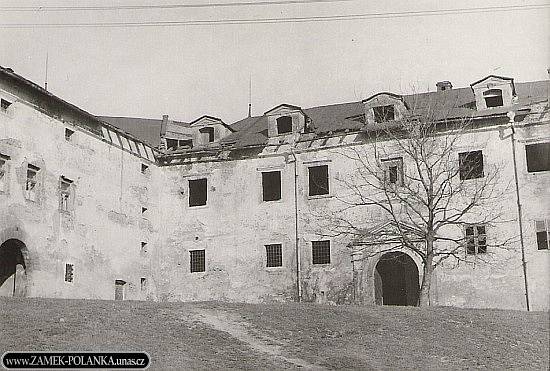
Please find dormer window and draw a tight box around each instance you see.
[276,116,293,135]
[200,127,215,143]
[373,105,395,123]
[483,89,503,108]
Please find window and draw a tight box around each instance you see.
[483,89,503,108]
[0,153,9,192]
[276,116,293,135]
[312,240,331,264]
[200,127,215,143]
[189,178,207,207]
[114,280,126,300]
[381,157,403,186]
[25,164,40,201]
[459,151,484,180]
[1,98,11,111]
[141,163,149,174]
[262,171,281,201]
[535,220,549,250]
[179,139,193,148]
[65,128,74,141]
[308,165,329,196]
[141,206,148,215]
[64,263,74,283]
[140,277,147,291]
[373,105,395,123]
[465,225,487,254]
[266,244,282,267]
[166,138,178,150]
[59,176,73,212]
[140,241,148,255]
[525,142,550,173]
[190,250,205,272]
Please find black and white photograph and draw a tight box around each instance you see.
[0,0,549,369]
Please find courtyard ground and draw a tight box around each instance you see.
[0,298,548,370]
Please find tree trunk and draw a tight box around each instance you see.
[419,237,434,307]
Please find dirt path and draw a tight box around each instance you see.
[190,308,324,370]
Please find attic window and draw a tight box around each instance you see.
[373,105,395,123]
[483,89,503,108]
[1,99,11,111]
[200,127,215,143]
[166,138,178,150]
[276,116,293,135]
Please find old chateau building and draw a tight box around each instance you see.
[0,66,548,310]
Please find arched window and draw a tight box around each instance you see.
[199,127,215,143]
[276,116,293,135]
[483,89,503,108]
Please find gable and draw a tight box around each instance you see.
[264,104,302,116]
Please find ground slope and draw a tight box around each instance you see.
[0,298,548,370]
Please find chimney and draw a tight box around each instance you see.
[436,81,453,92]
[160,114,169,137]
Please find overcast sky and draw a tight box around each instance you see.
[1,0,548,124]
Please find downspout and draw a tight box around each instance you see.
[507,110,530,311]
[290,149,302,302]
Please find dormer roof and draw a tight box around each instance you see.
[470,75,516,95]
[264,104,303,116]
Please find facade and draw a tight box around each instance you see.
[0,66,548,310]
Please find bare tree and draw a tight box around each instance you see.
[318,95,515,306]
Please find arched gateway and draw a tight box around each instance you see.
[374,252,419,306]
[0,239,28,297]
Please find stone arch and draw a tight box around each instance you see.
[0,238,29,297]
[374,251,419,306]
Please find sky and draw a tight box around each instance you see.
[0,0,549,124]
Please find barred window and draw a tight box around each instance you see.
[190,250,206,273]
[64,263,74,283]
[535,220,549,250]
[266,244,282,267]
[465,225,487,254]
[312,240,331,264]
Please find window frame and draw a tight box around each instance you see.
[381,157,404,186]
[483,89,504,108]
[373,105,395,123]
[190,249,206,273]
[262,170,282,202]
[188,178,208,207]
[464,224,487,255]
[265,244,283,268]
[64,263,75,283]
[25,164,40,201]
[308,164,330,197]
[458,150,484,180]
[525,142,550,173]
[276,116,293,135]
[312,240,331,265]
[199,127,215,143]
[59,176,73,212]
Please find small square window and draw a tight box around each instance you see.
[308,165,329,196]
[1,98,11,111]
[64,263,74,283]
[262,171,281,202]
[312,240,331,264]
[276,116,293,135]
[189,178,207,207]
[166,138,178,150]
[525,142,550,173]
[459,151,484,180]
[65,128,75,141]
[200,127,215,143]
[190,250,205,273]
[465,224,487,254]
[535,220,549,250]
[483,89,503,108]
[266,244,283,267]
[373,105,395,123]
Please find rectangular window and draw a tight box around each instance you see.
[525,142,550,173]
[265,244,283,267]
[535,220,549,250]
[179,139,193,148]
[65,128,75,141]
[0,153,9,192]
[276,116,293,135]
[140,241,148,255]
[381,157,403,186]
[459,150,484,180]
[373,105,395,123]
[114,280,126,300]
[312,240,331,264]
[64,263,74,283]
[189,178,207,207]
[59,176,73,212]
[309,165,329,196]
[25,164,40,201]
[190,250,206,273]
[465,225,487,254]
[262,171,281,201]
[140,277,147,291]
[1,98,11,111]
[166,138,178,150]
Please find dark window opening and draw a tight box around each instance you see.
[465,225,487,254]
[64,263,74,283]
[141,163,149,174]
[141,242,148,255]
[266,244,283,267]
[25,164,40,201]
[65,128,75,141]
[483,89,503,108]
[179,139,193,148]
[140,277,147,291]
[276,116,293,135]
[309,165,329,196]
[459,150,484,180]
[373,105,395,123]
[200,127,215,143]
[262,171,281,201]
[190,250,205,272]
[114,280,126,300]
[1,98,11,110]
[166,138,178,150]
[141,206,148,214]
[312,240,331,264]
[382,157,403,186]
[535,220,549,250]
[189,178,207,207]
[525,142,550,173]
[59,176,73,212]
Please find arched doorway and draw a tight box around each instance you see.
[0,239,27,297]
[374,251,419,306]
